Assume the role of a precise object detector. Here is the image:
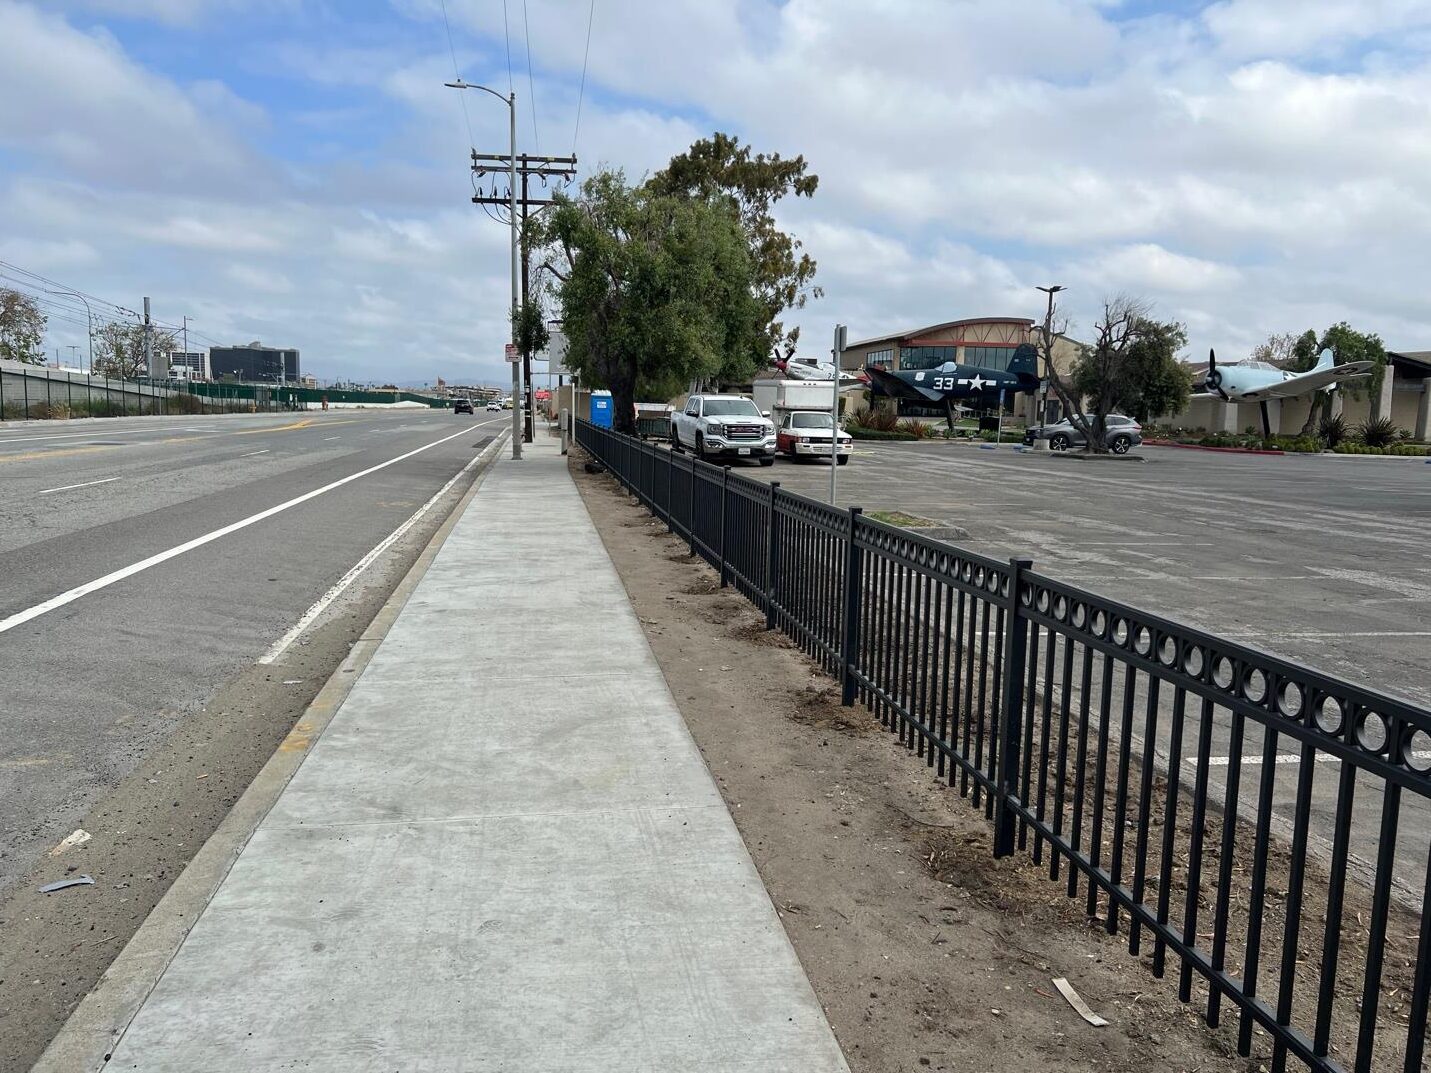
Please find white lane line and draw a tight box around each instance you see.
[323,435,340,441]
[0,424,482,637]
[0,425,205,446]
[1224,630,1431,639]
[1192,751,1431,768]
[243,449,270,457]
[258,433,507,664]
[38,476,122,495]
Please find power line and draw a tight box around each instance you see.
[573,0,595,154]
[438,0,476,152]
[522,0,539,151]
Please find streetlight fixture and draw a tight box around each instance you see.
[445,77,521,460]
[45,289,95,373]
[1033,284,1066,449]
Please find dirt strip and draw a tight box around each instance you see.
[572,454,1275,1073]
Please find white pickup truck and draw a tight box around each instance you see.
[670,394,777,466]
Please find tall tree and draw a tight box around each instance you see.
[0,288,47,365]
[535,170,761,435]
[1295,322,1387,434]
[646,133,820,364]
[94,321,176,379]
[1252,329,1318,371]
[1044,297,1191,450]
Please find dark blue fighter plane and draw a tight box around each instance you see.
[864,344,1041,429]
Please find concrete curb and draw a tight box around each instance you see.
[31,430,510,1073]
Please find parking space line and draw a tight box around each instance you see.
[1193,751,1431,768]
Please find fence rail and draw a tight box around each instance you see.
[576,417,1431,1073]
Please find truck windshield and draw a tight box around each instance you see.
[704,399,760,417]
[790,413,832,428]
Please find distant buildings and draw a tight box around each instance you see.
[209,341,300,383]
[170,351,207,378]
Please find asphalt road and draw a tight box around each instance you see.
[731,441,1431,900]
[0,407,513,1068]
[0,408,507,893]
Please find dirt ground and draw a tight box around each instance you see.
[572,454,1272,1073]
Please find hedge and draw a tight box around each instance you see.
[847,426,918,441]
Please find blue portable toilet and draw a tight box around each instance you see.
[590,390,614,428]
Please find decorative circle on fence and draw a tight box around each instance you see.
[1277,681,1304,719]
[1212,656,1235,691]
[1242,668,1268,705]
[1357,710,1390,753]
[1315,695,1346,735]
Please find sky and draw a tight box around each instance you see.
[2,0,1431,386]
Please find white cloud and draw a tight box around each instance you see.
[7,0,1431,384]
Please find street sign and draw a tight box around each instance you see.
[504,344,519,363]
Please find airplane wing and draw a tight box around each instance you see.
[864,365,935,401]
[1242,361,1374,400]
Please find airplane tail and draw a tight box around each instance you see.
[1008,343,1040,389]
[1313,347,1335,370]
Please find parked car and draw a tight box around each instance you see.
[670,394,777,465]
[1023,414,1142,454]
[775,410,853,464]
[453,398,474,415]
[485,401,502,412]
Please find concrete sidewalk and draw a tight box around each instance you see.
[67,439,848,1072]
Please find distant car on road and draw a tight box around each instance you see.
[775,410,853,464]
[1023,414,1142,454]
[453,398,474,415]
[485,401,502,412]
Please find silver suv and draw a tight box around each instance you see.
[1023,414,1142,454]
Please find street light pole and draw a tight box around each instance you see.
[446,78,522,461]
[45,289,94,373]
[1033,284,1066,451]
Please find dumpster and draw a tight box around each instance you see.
[590,390,613,428]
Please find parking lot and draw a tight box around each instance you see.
[730,440,1431,708]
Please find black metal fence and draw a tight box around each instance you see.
[576,418,1431,1073]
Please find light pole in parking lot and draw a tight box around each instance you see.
[1033,284,1065,452]
[445,77,521,460]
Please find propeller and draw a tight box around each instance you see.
[1203,347,1229,401]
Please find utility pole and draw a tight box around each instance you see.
[831,324,846,504]
[1033,285,1065,451]
[468,150,577,444]
[446,80,524,459]
[142,296,153,379]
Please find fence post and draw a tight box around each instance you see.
[764,482,781,629]
[24,370,30,418]
[839,507,864,706]
[994,555,1034,858]
[718,467,730,587]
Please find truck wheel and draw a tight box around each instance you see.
[836,455,849,466]
[695,432,705,458]
[760,457,774,467]
[671,430,682,453]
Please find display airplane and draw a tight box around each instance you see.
[1196,347,1374,437]
[864,345,1041,428]
[774,355,866,386]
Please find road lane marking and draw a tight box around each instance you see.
[243,449,270,457]
[234,418,316,435]
[0,425,204,446]
[0,424,485,636]
[38,476,122,495]
[258,433,507,664]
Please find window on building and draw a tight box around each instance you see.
[899,346,956,370]
[964,346,1017,372]
[864,348,894,369]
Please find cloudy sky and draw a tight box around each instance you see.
[3,0,1431,386]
